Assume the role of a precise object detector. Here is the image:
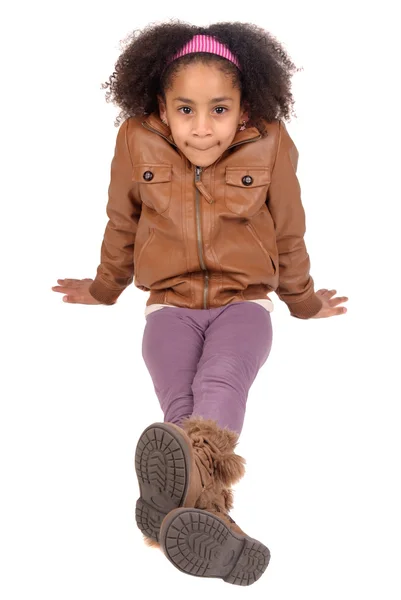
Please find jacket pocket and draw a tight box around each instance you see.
[132,164,172,215]
[134,227,155,286]
[245,223,276,274]
[225,167,271,217]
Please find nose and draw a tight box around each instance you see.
[192,113,213,137]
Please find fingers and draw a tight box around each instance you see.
[317,289,335,297]
[62,294,91,303]
[329,296,349,307]
[53,291,75,302]
[326,290,348,300]
[57,279,81,286]
[52,285,71,293]
[325,305,347,317]
[52,278,97,305]
[52,280,79,302]
[52,279,83,294]
[63,295,81,303]
[317,289,349,307]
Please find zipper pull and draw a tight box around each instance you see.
[195,166,214,203]
[197,182,214,204]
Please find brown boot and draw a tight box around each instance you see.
[135,417,245,547]
[159,506,271,586]
[135,422,203,547]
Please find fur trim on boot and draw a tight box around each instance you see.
[180,416,246,513]
[180,416,246,485]
[143,536,161,549]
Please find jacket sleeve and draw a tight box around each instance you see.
[267,120,322,319]
[89,118,141,305]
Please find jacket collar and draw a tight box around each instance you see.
[143,112,176,144]
[142,112,262,150]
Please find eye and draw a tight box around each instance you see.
[214,107,227,114]
[178,107,192,115]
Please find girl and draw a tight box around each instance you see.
[52,21,348,586]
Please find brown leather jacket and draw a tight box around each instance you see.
[89,112,323,319]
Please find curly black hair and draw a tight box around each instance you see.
[102,20,301,135]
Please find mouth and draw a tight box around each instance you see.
[190,145,215,152]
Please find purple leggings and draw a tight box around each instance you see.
[141,301,273,435]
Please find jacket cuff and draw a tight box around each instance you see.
[89,279,119,305]
[287,292,323,319]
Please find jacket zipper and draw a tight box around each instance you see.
[141,122,262,309]
[195,166,209,309]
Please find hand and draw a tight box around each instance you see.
[312,289,348,318]
[51,278,102,305]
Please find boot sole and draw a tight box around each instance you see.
[160,508,270,586]
[135,423,192,544]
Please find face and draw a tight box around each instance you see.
[159,62,246,168]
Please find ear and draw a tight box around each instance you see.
[157,95,168,125]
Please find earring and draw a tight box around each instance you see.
[238,120,247,131]
[161,118,168,126]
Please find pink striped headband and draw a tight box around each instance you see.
[167,34,241,71]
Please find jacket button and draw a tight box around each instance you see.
[143,171,154,181]
[242,175,253,186]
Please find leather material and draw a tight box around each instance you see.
[89,112,322,319]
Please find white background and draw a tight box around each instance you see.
[1,1,400,598]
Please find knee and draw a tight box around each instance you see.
[192,354,250,394]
